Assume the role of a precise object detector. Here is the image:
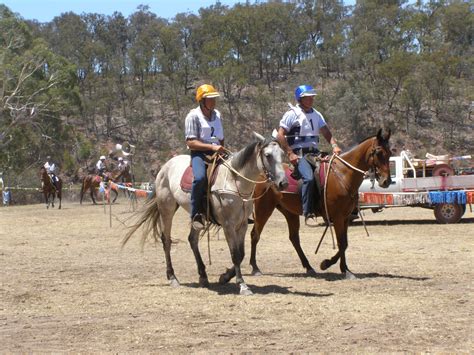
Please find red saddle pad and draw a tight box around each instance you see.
[180,166,194,192]
[180,165,221,192]
[282,162,328,194]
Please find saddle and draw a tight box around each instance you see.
[180,163,221,192]
[180,154,224,226]
[283,154,329,214]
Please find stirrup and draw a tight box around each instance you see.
[191,214,205,231]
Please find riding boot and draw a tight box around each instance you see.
[192,214,205,231]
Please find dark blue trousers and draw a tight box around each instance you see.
[297,156,315,216]
[190,151,211,218]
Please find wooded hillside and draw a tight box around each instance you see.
[1,0,472,186]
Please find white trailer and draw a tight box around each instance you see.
[358,151,474,223]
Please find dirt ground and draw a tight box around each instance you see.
[1,197,473,352]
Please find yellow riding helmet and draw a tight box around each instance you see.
[195,84,220,102]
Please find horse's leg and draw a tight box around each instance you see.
[44,191,49,209]
[338,218,355,279]
[320,217,352,279]
[91,186,97,205]
[112,189,118,203]
[51,190,55,208]
[80,181,84,204]
[278,206,316,275]
[188,228,209,287]
[220,224,252,295]
[58,188,62,209]
[159,203,180,287]
[249,196,277,276]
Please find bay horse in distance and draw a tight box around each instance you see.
[123,134,288,295]
[39,166,62,209]
[80,165,132,204]
[250,129,392,279]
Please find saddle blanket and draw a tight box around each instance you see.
[283,162,328,194]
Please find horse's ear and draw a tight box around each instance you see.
[377,128,391,142]
[376,129,382,140]
[253,132,265,142]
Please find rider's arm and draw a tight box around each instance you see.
[320,125,341,155]
[186,138,224,153]
[276,127,298,165]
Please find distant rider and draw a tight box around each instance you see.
[44,156,59,189]
[96,155,108,180]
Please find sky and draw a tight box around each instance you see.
[2,0,244,22]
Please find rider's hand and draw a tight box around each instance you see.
[289,152,299,165]
[212,145,225,153]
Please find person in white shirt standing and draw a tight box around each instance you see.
[184,84,224,230]
[276,85,341,223]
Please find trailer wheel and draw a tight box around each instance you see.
[434,203,463,224]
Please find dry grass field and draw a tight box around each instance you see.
[1,197,473,352]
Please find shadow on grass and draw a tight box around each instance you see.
[253,271,430,282]
[182,282,333,297]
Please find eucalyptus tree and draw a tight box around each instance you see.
[0,5,79,178]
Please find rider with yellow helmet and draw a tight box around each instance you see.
[185,84,225,230]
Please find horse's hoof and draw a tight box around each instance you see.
[251,269,263,276]
[199,277,209,288]
[306,268,317,276]
[344,271,357,280]
[169,278,180,288]
[239,283,253,296]
[320,260,330,271]
[218,274,229,285]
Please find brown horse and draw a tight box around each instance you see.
[39,166,62,209]
[79,166,132,204]
[249,129,392,279]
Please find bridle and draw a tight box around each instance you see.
[332,139,390,180]
[366,141,391,184]
[256,140,279,183]
[219,140,280,185]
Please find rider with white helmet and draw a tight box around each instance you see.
[184,84,225,230]
[276,84,341,223]
[44,156,59,188]
[96,155,107,179]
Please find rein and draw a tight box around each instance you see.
[317,140,381,250]
[214,142,275,201]
[202,143,276,264]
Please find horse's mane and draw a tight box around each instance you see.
[358,135,376,145]
[230,141,259,170]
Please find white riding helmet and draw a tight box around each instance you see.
[118,157,123,161]
[100,155,106,160]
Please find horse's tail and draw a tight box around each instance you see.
[122,190,161,249]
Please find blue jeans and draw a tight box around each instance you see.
[297,156,315,216]
[190,151,211,218]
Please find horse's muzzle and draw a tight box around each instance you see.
[378,176,392,188]
[277,178,289,191]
